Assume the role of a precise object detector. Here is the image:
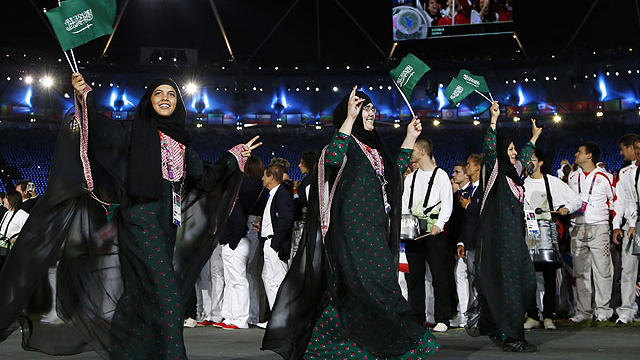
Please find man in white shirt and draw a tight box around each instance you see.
[257,164,294,328]
[402,138,453,332]
[611,134,639,324]
[522,149,581,330]
[567,142,615,323]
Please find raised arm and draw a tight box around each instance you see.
[397,116,422,173]
[517,118,542,167]
[192,136,262,192]
[324,131,351,168]
[482,102,500,168]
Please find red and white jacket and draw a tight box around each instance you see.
[568,167,614,225]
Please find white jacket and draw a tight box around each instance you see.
[613,162,639,229]
[568,167,614,225]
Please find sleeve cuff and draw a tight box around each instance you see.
[228,144,247,172]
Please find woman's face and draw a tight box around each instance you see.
[507,142,517,164]
[362,103,377,131]
[298,160,308,174]
[151,84,178,117]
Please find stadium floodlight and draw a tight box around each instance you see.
[42,76,54,88]
[24,75,33,84]
[185,83,198,95]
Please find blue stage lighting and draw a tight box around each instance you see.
[598,76,607,101]
[109,89,118,110]
[24,86,32,107]
[517,84,526,106]
[437,86,447,110]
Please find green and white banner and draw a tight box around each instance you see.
[444,77,474,106]
[46,0,116,51]
[457,69,490,93]
[390,53,431,102]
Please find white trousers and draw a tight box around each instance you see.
[196,245,224,322]
[424,264,435,324]
[221,239,250,328]
[617,226,639,318]
[454,257,469,315]
[41,265,62,323]
[262,239,289,309]
[571,223,614,319]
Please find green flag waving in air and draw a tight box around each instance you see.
[444,77,475,106]
[457,69,490,93]
[46,0,116,52]
[390,53,430,117]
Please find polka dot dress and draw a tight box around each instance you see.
[307,132,439,359]
[480,127,537,341]
[110,199,187,360]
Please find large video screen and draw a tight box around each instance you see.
[392,0,514,40]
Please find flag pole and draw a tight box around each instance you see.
[392,80,416,119]
[474,90,492,103]
[489,91,494,102]
[69,49,79,73]
[62,51,76,72]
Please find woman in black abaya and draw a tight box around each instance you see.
[0,73,261,359]
[263,87,439,359]
[470,101,541,352]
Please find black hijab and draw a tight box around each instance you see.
[332,91,379,149]
[496,134,524,186]
[127,78,191,202]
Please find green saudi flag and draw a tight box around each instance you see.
[389,53,430,102]
[444,77,474,106]
[46,0,116,51]
[456,69,490,93]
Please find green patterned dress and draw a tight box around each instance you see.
[304,131,439,360]
[477,127,537,341]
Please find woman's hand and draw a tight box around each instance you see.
[71,73,87,100]
[406,116,422,140]
[242,136,263,157]
[530,118,542,144]
[339,86,364,135]
[400,116,422,150]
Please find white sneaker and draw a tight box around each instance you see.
[183,317,197,328]
[615,315,630,324]
[595,314,610,322]
[543,318,556,330]
[449,313,467,328]
[432,322,448,332]
[523,317,541,329]
[570,313,591,323]
[255,321,268,329]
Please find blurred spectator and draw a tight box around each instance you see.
[437,0,471,25]
[471,0,499,24]
[1,190,29,270]
[0,192,6,219]
[420,0,444,26]
[15,179,38,213]
[557,159,570,178]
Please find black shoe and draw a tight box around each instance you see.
[489,334,504,348]
[502,339,537,352]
